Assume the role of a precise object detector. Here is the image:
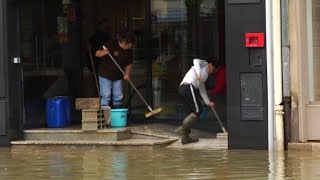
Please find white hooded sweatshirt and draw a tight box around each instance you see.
[180,58,210,105]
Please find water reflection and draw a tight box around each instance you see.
[0,147,320,179]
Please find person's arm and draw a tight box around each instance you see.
[124,64,132,81]
[192,66,214,108]
[200,82,214,108]
[95,47,109,58]
[193,59,209,80]
[123,49,133,81]
[96,41,113,58]
[193,59,201,80]
[193,59,201,74]
[199,81,211,105]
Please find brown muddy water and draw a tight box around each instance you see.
[1,147,320,179]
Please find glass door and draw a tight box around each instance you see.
[149,0,222,120]
[20,0,83,128]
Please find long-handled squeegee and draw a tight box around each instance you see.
[191,67,227,134]
[210,107,227,134]
[103,46,162,118]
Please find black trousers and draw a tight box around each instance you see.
[178,84,202,117]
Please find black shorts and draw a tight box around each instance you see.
[178,84,202,116]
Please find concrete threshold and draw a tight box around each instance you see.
[11,138,177,147]
[288,142,320,151]
[11,123,227,150]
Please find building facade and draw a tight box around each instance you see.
[288,0,320,142]
[0,0,273,149]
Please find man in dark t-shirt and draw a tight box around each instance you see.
[87,18,111,72]
[95,32,135,108]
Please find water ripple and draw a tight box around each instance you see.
[0,148,320,179]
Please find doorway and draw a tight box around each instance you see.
[18,0,148,128]
[18,0,227,130]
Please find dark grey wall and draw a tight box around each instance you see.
[0,1,5,98]
[0,0,23,146]
[0,0,8,137]
[225,0,268,149]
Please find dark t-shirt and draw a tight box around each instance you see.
[97,39,133,80]
[87,31,110,72]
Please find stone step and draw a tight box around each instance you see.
[217,132,228,139]
[11,132,178,149]
[288,142,320,151]
[23,128,132,141]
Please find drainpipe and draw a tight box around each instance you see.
[266,0,284,151]
[266,0,274,151]
[281,0,291,150]
[273,0,285,152]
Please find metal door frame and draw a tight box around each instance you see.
[0,0,24,146]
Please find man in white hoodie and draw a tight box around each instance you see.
[175,58,215,144]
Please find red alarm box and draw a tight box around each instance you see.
[245,33,264,48]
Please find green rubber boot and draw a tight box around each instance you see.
[174,113,197,135]
[181,133,199,144]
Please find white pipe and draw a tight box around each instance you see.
[266,0,275,151]
[273,0,284,151]
[275,105,284,151]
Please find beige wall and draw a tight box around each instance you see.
[305,0,320,140]
[289,0,320,141]
[289,0,309,142]
[312,0,320,101]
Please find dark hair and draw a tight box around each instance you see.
[118,32,135,44]
[205,56,219,67]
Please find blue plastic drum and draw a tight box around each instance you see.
[46,96,71,128]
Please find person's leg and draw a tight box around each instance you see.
[99,76,112,106]
[101,105,111,125]
[112,79,123,108]
[175,84,201,144]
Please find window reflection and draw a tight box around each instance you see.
[150,0,221,119]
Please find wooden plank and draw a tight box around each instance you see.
[75,98,99,110]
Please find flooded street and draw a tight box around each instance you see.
[1,147,320,179]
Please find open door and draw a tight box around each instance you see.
[0,0,24,146]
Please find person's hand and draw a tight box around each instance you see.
[102,46,109,56]
[124,74,130,81]
[207,101,214,109]
[196,75,201,81]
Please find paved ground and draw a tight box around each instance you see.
[128,120,228,150]
[18,108,228,150]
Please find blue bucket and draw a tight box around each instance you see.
[110,109,128,128]
[46,96,71,128]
